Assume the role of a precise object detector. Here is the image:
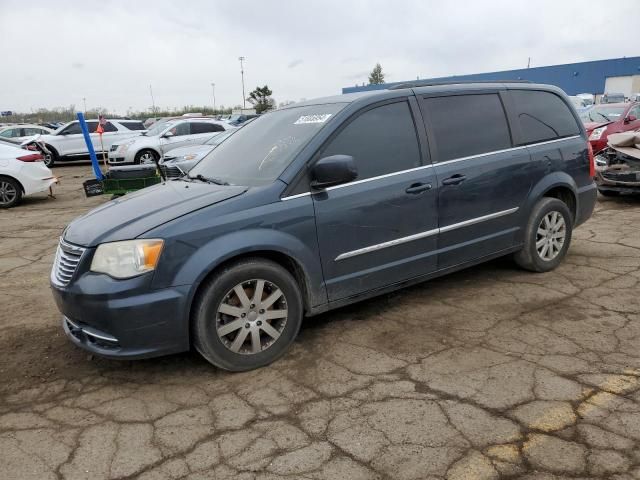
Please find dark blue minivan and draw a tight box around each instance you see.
[51,82,597,371]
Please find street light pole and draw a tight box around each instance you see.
[149,84,156,114]
[211,82,216,113]
[238,56,246,110]
[82,97,87,115]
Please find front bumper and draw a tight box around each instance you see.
[595,168,640,194]
[52,270,191,360]
[107,149,136,165]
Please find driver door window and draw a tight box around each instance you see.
[168,123,191,136]
[60,123,82,135]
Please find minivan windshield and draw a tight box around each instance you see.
[189,103,345,186]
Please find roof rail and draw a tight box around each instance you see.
[388,79,532,90]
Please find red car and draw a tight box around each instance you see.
[581,102,640,153]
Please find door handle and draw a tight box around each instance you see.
[405,182,432,194]
[442,174,467,186]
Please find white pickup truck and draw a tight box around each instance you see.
[39,119,145,167]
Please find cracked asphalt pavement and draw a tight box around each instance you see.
[1,164,640,479]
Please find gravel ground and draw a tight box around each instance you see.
[1,164,640,479]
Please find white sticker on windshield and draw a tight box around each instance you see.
[294,114,332,125]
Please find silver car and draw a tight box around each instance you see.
[159,129,236,177]
[108,118,234,165]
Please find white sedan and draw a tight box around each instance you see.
[0,142,57,208]
[0,124,54,141]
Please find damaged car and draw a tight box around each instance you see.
[595,131,640,196]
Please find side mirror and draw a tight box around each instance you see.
[162,131,174,138]
[310,155,357,189]
[625,115,637,123]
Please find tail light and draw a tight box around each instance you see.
[587,142,595,178]
[16,153,43,162]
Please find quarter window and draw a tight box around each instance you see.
[320,101,421,180]
[120,121,145,131]
[423,94,511,161]
[510,90,580,144]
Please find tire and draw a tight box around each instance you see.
[0,176,23,208]
[598,189,620,197]
[43,145,58,167]
[513,197,573,273]
[134,149,159,165]
[192,258,303,371]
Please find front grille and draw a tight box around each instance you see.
[52,239,86,286]
[602,171,640,183]
[160,165,184,178]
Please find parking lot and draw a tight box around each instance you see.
[0,164,639,479]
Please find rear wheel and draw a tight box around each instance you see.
[0,177,22,208]
[514,197,573,272]
[134,149,158,165]
[192,258,303,371]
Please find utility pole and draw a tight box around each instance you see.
[527,57,531,68]
[238,56,246,110]
[149,84,156,114]
[211,82,216,113]
[82,97,87,114]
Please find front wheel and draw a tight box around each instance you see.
[43,146,58,167]
[134,149,158,164]
[192,258,303,371]
[514,197,573,272]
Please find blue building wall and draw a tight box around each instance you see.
[342,57,640,95]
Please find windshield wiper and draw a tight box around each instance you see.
[187,174,230,186]
[593,111,610,122]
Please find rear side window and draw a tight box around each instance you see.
[24,128,44,136]
[120,121,145,131]
[321,101,421,180]
[423,94,511,161]
[191,122,225,134]
[511,90,580,144]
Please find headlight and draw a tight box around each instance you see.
[589,127,607,141]
[91,239,164,279]
[118,140,137,153]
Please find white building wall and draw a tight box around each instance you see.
[604,76,635,96]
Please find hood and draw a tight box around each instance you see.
[584,121,611,133]
[162,144,214,161]
[64,181,247,247]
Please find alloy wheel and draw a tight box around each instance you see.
[140,152,155,163]
[536,211,566,261]
[0,180,17,206]
[215,279,288,355]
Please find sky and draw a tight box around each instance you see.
[1,0,639,114]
